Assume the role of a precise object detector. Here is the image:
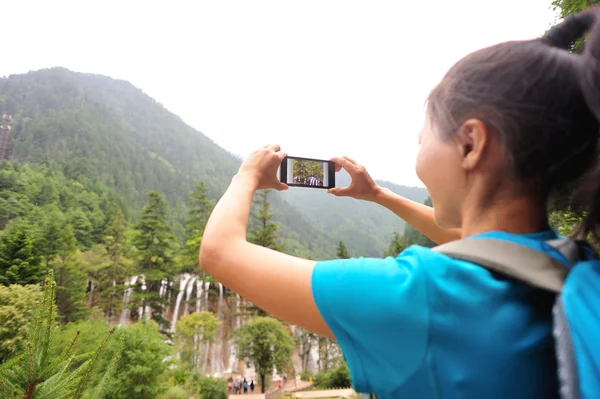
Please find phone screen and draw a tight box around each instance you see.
[278,156,335,189]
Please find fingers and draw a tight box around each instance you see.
[330,156,358,173]
[267,144,281,152]
[342,156,358,165]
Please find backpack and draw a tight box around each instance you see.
[433,236,600,399]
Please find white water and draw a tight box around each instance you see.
[170,274,193,333]
[183,276,198,316]
[119,275,139,325]
[210,283,226,375]
[308,345,320,372]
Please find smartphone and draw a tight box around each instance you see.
[278,156,336,189]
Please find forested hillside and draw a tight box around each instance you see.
[0,67,427,257]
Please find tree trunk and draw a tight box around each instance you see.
[25,382,35,399]
[260,372,266,393]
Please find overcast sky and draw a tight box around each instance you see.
[2,0,559,187]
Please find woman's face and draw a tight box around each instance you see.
[415,118,464,228]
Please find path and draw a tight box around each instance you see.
[292,388,355,398]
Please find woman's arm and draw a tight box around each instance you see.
[372,188,462,245]
[327,156,462,245]
[199,144,333,338]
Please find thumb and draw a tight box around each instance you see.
[327,187,351,196]
[276,181,289,191]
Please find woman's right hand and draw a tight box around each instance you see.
[327,156,383,202]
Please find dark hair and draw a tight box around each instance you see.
[426,6,600,239]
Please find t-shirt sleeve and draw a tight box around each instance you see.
[311,246,430,394]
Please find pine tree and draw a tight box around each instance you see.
[54,224,89,323]
[0,270,122,399]
[97,209,133,321]
[248,190,281,251]
[185,182,214,272]
[384,232,406,258]
[0,218,44,286]
[336,241,350,259]
[247,190,282,316]
[132,191,178,324]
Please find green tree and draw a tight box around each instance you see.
[95,210,133,320]
[185,374,227,399]
[247,190,282,316]
[53,224,89,322]
[92,321,172,399]
[232,317,294,393]
[249,190,281,251]
[175,312,220,370]
[184,181,214,273]
[0,271,121,399]
[336,240,350,259]
[384,232,406,258]
[0,284,42,363]
[0,218,44,285]
[38,207,65,268]
[133,191,178,323]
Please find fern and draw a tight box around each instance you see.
[0,270,122,399]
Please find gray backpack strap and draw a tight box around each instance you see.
[553,299,580,399]
[432,238,570,293]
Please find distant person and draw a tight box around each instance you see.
[278,379,283,390]
[200,8,600,399]
[233,379,239,395]
[283,371,287,385]
[250,380,255,393]
[228,380,232,393]
[243,378,248,394]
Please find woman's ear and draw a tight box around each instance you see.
[454,119,489,171]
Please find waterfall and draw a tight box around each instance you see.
[210,283,226,375]
[170,274,193,333]
[226,294,241,372]
[159,279,168,298]
[308,345,320,372]
[195,279,202,313]
[119,275,139,325]
[183,276,198,316]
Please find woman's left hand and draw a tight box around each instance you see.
[236,144,288,191]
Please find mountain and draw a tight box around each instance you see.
[0,67,427,258]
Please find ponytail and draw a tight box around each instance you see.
[544,6,600,240]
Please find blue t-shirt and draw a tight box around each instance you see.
[312,231,569,399]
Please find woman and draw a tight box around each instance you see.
[200,7,600,399]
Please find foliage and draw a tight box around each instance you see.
[313,361,351,389]
[132,191,178,323]
[336,241,350,259]
[232,317,294,393]
[158,386,189,399]
[0,218,44,285]
[0,270,121,399]
[384,232,406,258]
[249,190,282,251]
[52,313,111,363]
[185,182,214,273]
[92,321,172,399]
[186,374,227,399]
[175,312,220,370]
[0,284,43,363]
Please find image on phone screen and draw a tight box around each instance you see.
[278,156,335,189]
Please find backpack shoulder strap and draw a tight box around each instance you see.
[432,238,570,293]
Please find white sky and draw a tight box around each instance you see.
[1,0,559,187]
